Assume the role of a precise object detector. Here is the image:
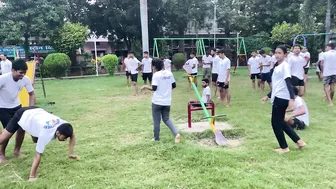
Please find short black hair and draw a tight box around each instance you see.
[271,49,275,53]
[57,123,73,138]
[293,86,299,96]
[128,51,135,55]
[0,54,7,57]
[143,51,149,54]
[152,58,164,71]
[218,49,225,54]
[293,44,302,49]
[259,50,266,55]
[327,43,335,49]
[190,52,195,55]
[12,59,28,71]
[202,78,209,84]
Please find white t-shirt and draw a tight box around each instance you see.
[248,56,260,74]
[271,62,292,103]
[202,55,212,69]
[260,55,272,73]
[212,55,220,74]
[202,86,211,104]
[321,50,336,77]
[294,96,309,126]
[0,59,12,74]
[288,55,306,80]
[124,57,140,74]
[163,59,172,72]
[152,70,176,106]
[217,57,231,82]
[0,73,34,108]
[318,52,324,61]
[185,58,198,74]
[141,58,152,73]
[300,52,311,68]
[18,108,67,153]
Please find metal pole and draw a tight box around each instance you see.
[93,32,99,76]
[213,3,217,48]
[140,0,149,52]
[325,0,331,45]
[236,32,239,67]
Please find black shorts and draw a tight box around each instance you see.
[126,71,131,77]
[304,68,309,74]
[212,73,218,83]
[188,73,197,82]
[131,74,138,82]
[250,73,261,80]
[261,73,272,83]
[0,105,22,128]
[142,73,153,82]
[291,76,305,87]
[6,106,39,134]
[217,82,229,89]
[292,118,306,130]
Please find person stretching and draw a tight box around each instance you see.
[141,59,180,143]
[285,87,309,130]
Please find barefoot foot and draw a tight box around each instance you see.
[13,150,21,157]
[296,140,306,149]
[175,134,181,143]
[0,155,8,163]
[275,148,290,153]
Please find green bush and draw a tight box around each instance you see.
[261,47,272,55]
[172,53,186,71]
[102,54,118,75]
[44,53,71,78]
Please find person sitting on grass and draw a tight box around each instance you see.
[141,59,180,143]
[285,87,309,130]
[0,106,78,181]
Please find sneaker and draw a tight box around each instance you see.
[152,138,159,142]
[175,134,181,143]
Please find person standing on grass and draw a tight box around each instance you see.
[0,54,12,75]
[259,50,273,93]
[300,47,311,91]
[211,49,220,97]
[315,48,324,82]
[320,43,336,106]
[217,50,231,108]
[288,44,306,96]
[141,51,153,85]
[163,57,172,72]
[285,87,309,130]
[261,45,306,153]
[125,51,141,96]
[202,51,212,81]
[0,59,36,162]
[0,106,78,181]
[185,53,199,90]
[141,59,180,143]
[123,54,131,87]
[248,51,261,91]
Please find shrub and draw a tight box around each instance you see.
[172,53,186,70]
[102,54,118,75]
[44,53,71,78]
[261,47,272,55]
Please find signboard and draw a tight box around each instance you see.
[18,61,36,107]
[0,45,55,57]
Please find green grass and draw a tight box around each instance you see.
[1,68,336,189]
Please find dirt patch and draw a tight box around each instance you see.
[199,138,242,148]
[177,122,233,133]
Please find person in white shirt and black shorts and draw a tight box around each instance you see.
[211,49,219,97]
[0,106,78,181]
[217,49,231,108]
[248,51,261,90]
[202,51,212,80]
[261,45,306,153]
[288,44,306,96]
[320,43,336,106]
[185,53,199,90]
[124,51,141,96]
[0,59,36,162]
[141,51,153,85]
[259,50,273,93]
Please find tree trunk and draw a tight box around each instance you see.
[178,30,184,53]
[24,33,30,60]
[325,0,331,45]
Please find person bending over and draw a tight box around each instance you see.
[285,87,309,130]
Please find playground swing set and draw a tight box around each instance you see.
[152,37,248,70]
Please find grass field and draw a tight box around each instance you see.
[1,68,336,189]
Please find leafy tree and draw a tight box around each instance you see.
[65,0,90,23]
[0,0,66,59]
[50,22,89,56]
[271,22,304,45]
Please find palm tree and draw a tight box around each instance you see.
[140,0,149,52]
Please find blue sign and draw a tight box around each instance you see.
[0,45,55,57]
